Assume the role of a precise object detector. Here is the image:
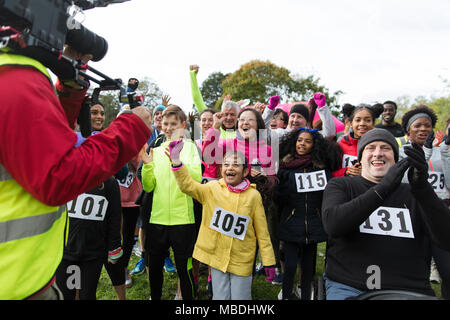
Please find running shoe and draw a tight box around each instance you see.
[130,258,145,275]
[132,243,142,257]
[255,262,264,275]
[294,285,302,300]
[272,272,283,285]
[430,262,441,284]
[125,269,133,288]
[164,257,176,273]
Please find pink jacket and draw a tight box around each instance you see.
[202,128,276,179]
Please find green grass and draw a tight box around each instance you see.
[96,242,441,300]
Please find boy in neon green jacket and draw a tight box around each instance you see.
[140,105,202,300]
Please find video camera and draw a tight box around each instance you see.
[1,0,132,138]
[0,0,129,87]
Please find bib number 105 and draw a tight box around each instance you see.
[209,206,250,241]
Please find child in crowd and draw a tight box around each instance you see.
[333,103,383,177]
[166,140,275,300]
[276,128,341,300]
[140,105,202,300]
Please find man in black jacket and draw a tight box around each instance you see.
[322,128,450,300]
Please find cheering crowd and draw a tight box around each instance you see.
[1,56,449,301]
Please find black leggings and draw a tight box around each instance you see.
[104,261,125,286]
[432,244,450,299]
[282,242,317,300]
[121,206,140,270]
[147,223,195,300]
[55,258,104,300]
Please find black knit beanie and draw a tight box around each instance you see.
[290,104,310,122]
[357,128,399,162]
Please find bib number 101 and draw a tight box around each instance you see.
[209,206,250,241]
[67,194,108,221]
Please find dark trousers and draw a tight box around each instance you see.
[55,258,104,300]
[147,223,195,300]
[432,244,450,299]
[282,241,317,300]
[121,206,140,270]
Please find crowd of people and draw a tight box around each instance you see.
[1,54,449,301]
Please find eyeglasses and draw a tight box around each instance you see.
[238,118,257,123]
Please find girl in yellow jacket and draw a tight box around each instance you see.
[165,140,276,300]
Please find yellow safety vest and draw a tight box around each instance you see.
[0,53,68,300]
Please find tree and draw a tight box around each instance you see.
[219,60,342,113]
[200,72,229,110]
[98,77,163,127]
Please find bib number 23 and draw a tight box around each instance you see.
[209,206,250,241]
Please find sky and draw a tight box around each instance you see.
[79,0,450,111]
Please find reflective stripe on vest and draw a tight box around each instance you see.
[0,206,65,244]
[0,55,66,300]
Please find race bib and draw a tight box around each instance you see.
[359,206,414,239]
[201,176,217,185]
[117,171,134,188]
[342,154,358,168]
[428,171,445,193]
[67,194,109,221]
[209,206,250,241]
[295,170,327,193]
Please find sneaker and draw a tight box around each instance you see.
[130,258,145,275]
[255,262,264,275]
[125,269,133,288]
[174,293,183,300]
[430,261,441,284]
[294,285,301,300]
[164,257,176,273]
[132,244,142,257]
[277,289,283,300]
[272,272,283,285]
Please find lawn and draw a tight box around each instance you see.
[96,242,441,300]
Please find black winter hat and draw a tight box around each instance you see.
[357,128,399,162]
[289,104,310,122]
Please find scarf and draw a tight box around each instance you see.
[227,178,251,193]
[280,153,312,169]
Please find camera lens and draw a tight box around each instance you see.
[65,24,108,61]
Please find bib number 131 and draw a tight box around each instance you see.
[360,206,414,239]
[209,206,250,241]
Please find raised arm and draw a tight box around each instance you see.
[190,65,207,112]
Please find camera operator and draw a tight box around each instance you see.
[0,45,152,300]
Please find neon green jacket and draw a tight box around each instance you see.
[141,139,202,225]
[190,70,237,139]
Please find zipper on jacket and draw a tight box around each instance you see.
[304,168,309,244]
[285,208,295,223]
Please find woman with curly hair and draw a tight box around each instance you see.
[400,105,450,299]
[275,128,342,300]
[333,103,384,177]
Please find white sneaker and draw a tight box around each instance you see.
[294,285,302,299]
[430,261,441,284]
[174,293,183,300]
[277,289,283,300]
[125,269,132,288]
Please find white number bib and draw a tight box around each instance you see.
[342,154,358,168]
[201,176,217,185]
[428,171,445,193]
[209,206,250,241]
[359,206,414,239]
[117,171,134,188]
[295,170,327,193]
[67,194,108,221]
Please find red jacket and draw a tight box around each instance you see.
[0,66,150,206]
[333,134,359,177]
